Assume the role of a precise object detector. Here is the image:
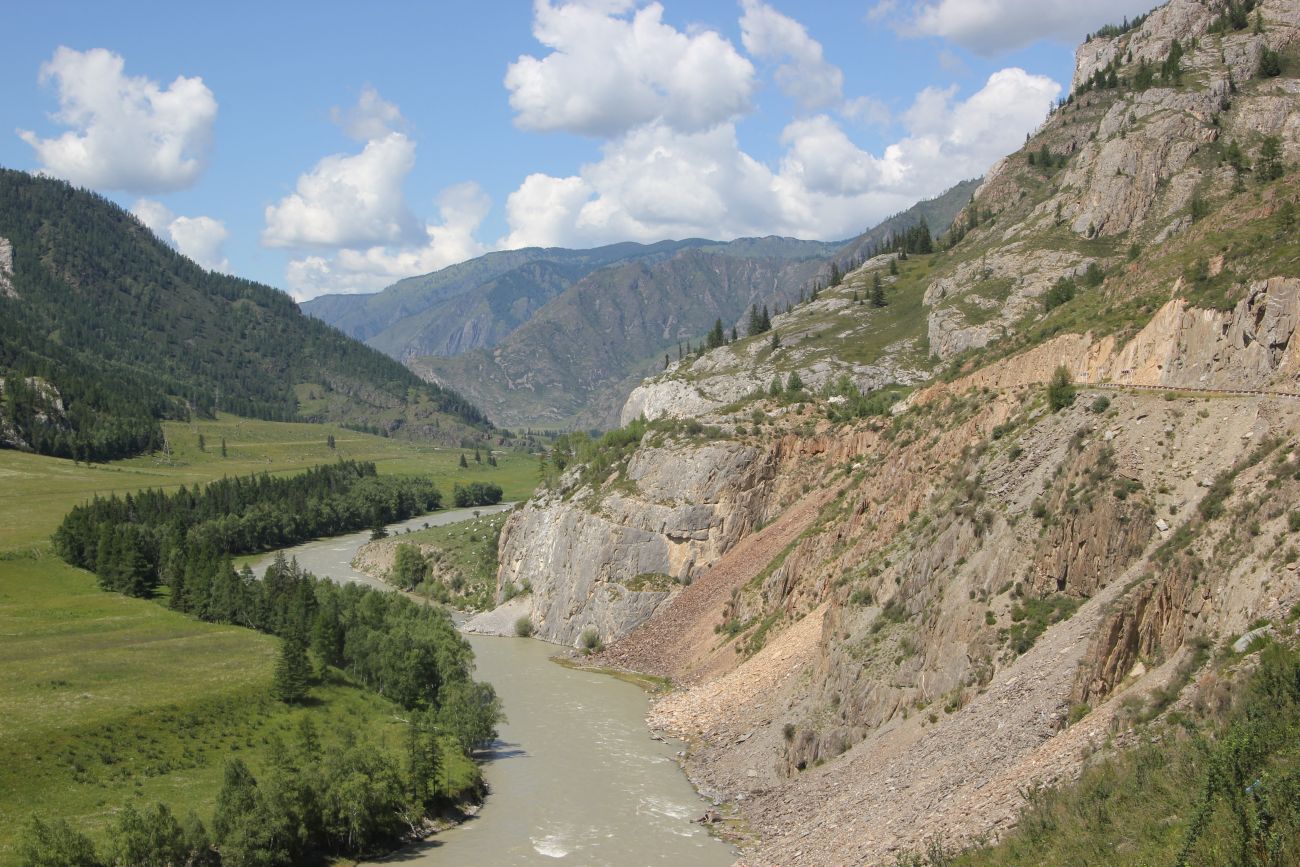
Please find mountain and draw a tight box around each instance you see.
[475,1,1300,863]
[832,177,980,266]
[0,169,490,461]
[410,240,841,429]
[407,202,973,430]
[303,238,757,359]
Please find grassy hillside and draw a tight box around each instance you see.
[0,169,490,463]
[0,415,532,858]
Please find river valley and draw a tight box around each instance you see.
[255,507,735,866]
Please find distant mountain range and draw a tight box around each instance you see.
[306,180,979,429]
[0,169,491,461]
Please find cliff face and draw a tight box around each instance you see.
[493,439,788,646]
[489,2,1300,862]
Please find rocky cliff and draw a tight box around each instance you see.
[487,2,1300,862]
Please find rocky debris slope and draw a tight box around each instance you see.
[596,488,837,685]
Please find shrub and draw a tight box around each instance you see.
[579,627,602,654]
[1047,366,1076,412]
[514,616,534,638]
[1090,395,1110,414]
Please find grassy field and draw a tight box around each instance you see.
[0,415,528,858]
[0,413,537,553]
[397,510,511,611]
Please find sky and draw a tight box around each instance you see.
[1,0,1155,300]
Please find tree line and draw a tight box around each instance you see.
[54,460,442,597]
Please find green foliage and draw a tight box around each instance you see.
[787,371,805,393]
[270,637,312,704]
[1042,277,1076,312]
[1257,136,1285,182]
[747,304,773,337]
[515,616,534,638]
[1005,595,1081,656]
[16,816,101,867]
[542,415,648,490]
[1258,45,1283,78]
[871,272,887,307]
[53,461,441,597]
[0,170,488,463]
[957,640,1300,867]
[452,481,503,507]
[580,627,603,654]
[1090,395,1111,414]
[1047,366,1076,413]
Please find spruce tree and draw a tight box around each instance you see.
[770,331,781,351]
[760,305,772,332]
[871,273,887,308]
[459,453,468,468]
[198,433,206,452]
[889,258,899,276]
[220,437,227,458]
[327,434,336,450]
[271,637,310,703]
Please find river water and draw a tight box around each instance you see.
[253,507,735,866]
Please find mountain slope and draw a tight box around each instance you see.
[482,1,1300,863]
[0,169,489,460]
[303,238,762,359]
[411,205,972,430]
[410,245,834,429]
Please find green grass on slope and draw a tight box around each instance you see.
[0,556,477,859]
[393,510,510,611]
[0,412,537,552]
[952,640,1300,867]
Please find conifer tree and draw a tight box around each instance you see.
[871,273,887,308]
[271,637,311,703]
[889,258,899,276]
[459,453,468,468]
[220,437,227,458]
[198,434,206,452]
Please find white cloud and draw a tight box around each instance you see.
[132,199,230,272]
[504,0,756,136]
[739,0,843,110]
[330,85,406,141]
[262,131,420,249]
[284,182,491,299]
[843,95,892,127]
[18,47,217,194]
[892,0,1155,56]
[500,67,1059,248]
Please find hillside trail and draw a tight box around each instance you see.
[597,487,838,684]
[735,528,1183,866]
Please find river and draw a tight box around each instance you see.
[253,507,735,866]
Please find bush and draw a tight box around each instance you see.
[579,627,603,654]
[453,481,503,508]
[1047,366,1076,413]
[514,616,534,638]
[1090,395,1110,414]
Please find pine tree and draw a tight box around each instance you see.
[220,438,227,458]
[871,273,887,308]
[474,447,482,463]
[730,325,738,343]
[459,453,468,469]
[198,433,206,452]
[759,305,772,332]
[889,258,899,276]
[707,318,725,349]
[326,434,336,450]
[787,371,804,392]
[271,637,310,703]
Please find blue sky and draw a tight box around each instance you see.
[1,0,1154,299]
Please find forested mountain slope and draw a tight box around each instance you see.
[0,170,490,460]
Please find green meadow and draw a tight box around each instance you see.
[0,414,533,858]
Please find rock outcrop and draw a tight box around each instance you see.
[0,236,15,300]
[495,440,780,646]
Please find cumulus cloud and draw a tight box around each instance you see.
[330,85,406,141]
[262,131,420,249]
[132,199,230,272]
[504,0,755,136]
[284,182,491,299]
[18,47,217,193]
[885,0,1155,56]
[501,67,1060,248]
[739,0,843,110]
